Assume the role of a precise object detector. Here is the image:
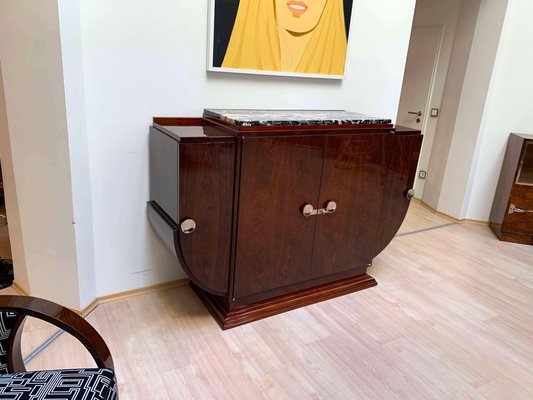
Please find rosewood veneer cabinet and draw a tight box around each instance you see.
[490,133,533,244]
[148,110,422,329]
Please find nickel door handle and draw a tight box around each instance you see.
[302,204,315,217]
[405,189,416,200]
[408,111,423,117]
[324,201,337,214]
[508,203,533,214]
[302,201,337,217]
[180,218,196,234]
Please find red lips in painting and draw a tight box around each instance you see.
[286,1,308,16]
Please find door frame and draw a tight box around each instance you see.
[397,25,445,198]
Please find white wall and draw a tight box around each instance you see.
[437,0,509,219]
[0,1,83,308]
[406,0,463,198]
[77,0,417,296]
[0,61,30,292]
[424,0,482,210]
[466,0,533,220]
[58,0,97,307]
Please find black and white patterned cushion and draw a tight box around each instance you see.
[0,311,20,375]
[0,368,118,399]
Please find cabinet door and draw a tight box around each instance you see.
[234,136,324,298]
[310,134,385,278]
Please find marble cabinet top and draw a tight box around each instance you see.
[204,109,392,127]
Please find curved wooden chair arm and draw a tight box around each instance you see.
[0,295,114,372]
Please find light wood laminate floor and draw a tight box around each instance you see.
[6,203,533,399]
[397,199,454,234]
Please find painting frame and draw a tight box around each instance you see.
[206,0,353,80]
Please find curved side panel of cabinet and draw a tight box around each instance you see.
[178,142,235,296]
[148,127,235,296]
[371,133,423,257]
[147,200,227,296]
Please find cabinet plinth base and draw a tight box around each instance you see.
[191,274,377,330]
[491,222,533,245]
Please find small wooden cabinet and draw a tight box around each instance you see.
[148,110,422,329]
[490,133,533,244]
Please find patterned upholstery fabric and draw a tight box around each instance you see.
[0,311,117,400]
[0,311,20,374]
[0,368,118,400]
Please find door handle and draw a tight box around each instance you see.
[302,201,337,217]
[408,111,423,117]
[324,201,337,214]
[508,203,533,214]
[180,218,197,234]
[302,204,315,217]
[405,189,416,200]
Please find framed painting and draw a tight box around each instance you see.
[207,0,354,79]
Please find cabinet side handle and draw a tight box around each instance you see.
[508,203,533,214]
[180,218,197,234]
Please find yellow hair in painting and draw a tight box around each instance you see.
[222,0,347,75]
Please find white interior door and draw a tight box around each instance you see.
[397,26,443,198]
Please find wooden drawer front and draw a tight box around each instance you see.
[502,186,533,235]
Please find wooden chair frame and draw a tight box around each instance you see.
[0,295,114,372]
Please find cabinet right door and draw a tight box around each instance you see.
[310,134,385,278]
[310,133,421,279]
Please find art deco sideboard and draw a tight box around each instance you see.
[148,110,422,329]
[490,133,533,244]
